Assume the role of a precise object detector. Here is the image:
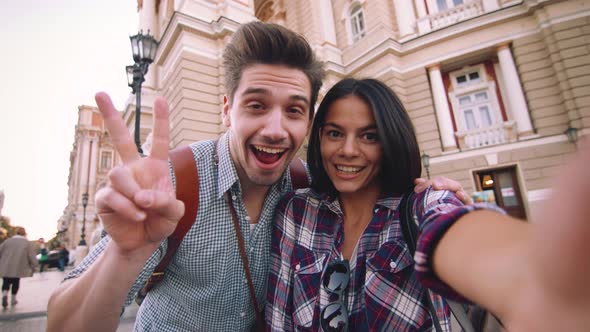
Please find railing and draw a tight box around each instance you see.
[430,0,485,30]
[456,121,516,149]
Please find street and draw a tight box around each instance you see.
[0,269,137,331]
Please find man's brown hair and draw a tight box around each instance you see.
[222,21,325,116]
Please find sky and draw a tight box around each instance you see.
[0,0,139,241]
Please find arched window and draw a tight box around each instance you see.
[349,4,366,42]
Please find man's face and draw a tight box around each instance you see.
[223,64,312,189]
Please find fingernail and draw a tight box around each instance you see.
[135,212,146,221]
[433,181,442,188]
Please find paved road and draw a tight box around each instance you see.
[0,269,137,331]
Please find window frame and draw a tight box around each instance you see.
[349,4,366,43]
[448,65,503,132]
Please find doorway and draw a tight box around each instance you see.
[473,166,527,220]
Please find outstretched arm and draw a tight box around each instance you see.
[432,141,590,331]
[414,176,473,205]
[47,93,184,332]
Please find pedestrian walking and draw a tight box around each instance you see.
[0,227,37,308]
[38,238,48,273]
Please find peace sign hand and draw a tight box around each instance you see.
[94,92,184,257]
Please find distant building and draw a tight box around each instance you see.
[58,105,119,249]
[60,0,589,245]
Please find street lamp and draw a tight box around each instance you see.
[564,126,579,147]
[79,192,89,246]
[126,30,159,154]
[421,152,431,179]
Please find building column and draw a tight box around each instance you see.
[138,0,159,90]
[393,0,417,38]
[414,0,432,34]
[318,0,341,63]
[497,44,534,137]
[428,64,458,151]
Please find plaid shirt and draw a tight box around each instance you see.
[266,187,503,331]
[66,132,302,331]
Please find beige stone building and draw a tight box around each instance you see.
[58,105,118,250]
[61,0,589,246]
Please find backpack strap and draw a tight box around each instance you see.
[136,145,199,300]
[399,192,475,332]
[136,152,307,304]
[289,157,309,189]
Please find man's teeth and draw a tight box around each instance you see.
[254,146,285,154]
[336,165,361,173]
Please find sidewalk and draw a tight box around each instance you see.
[0,268,137,331]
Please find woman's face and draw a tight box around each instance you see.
[320,95,383,195]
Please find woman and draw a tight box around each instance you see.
[0,227,37,308]
[266,78,497,331]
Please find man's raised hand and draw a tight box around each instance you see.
[94,92,184,255]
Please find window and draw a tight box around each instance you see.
[350,5,366,42]
[448,65,502,132]
[434,0,464,11]
[100,151,113,170]
[456,90,494,130]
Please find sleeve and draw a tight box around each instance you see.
[413,186,506,301]
[266,192,297,332]
[63,234,168,307]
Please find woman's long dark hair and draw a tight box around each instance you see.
[307,78,422,195]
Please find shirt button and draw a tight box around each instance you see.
[245,216,250,221]
[240,312,245,317]
[295,264,300,271]
[243,278,247,284]
[390,261,396,269]
[232,195,237,201]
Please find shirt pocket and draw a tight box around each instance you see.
[365,241,416,330]
[291,245,326,329]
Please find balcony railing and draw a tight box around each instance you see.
[455,120,516,150]
[430,0,485,30]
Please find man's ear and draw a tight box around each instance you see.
[222,95,231,127]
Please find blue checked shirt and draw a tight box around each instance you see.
[66,132,303,331]
[266,187,503,331]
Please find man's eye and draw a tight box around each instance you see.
[287,107,304,115]
[246,103,263,110]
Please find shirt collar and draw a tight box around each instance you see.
[319,191,402,215]
[216,131,291,199]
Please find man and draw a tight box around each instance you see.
[0,227,37,308]
[47,22,466,331]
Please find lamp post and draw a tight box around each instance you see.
[421,153,431,179]
[564,126,579,148]
[126,30,159,154]
[78,192,89,246]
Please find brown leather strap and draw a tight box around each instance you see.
[227,193,264,331]
[289,158,309,189]
[139,146,199,295]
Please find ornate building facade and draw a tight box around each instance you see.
[61,0,589,246]
[58,105,118,249]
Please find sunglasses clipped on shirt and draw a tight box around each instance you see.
[320,259,350,332]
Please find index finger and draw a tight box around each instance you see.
[95,92,140,164]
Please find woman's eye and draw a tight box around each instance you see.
[325,130,342,138]
[363,132,378,142]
